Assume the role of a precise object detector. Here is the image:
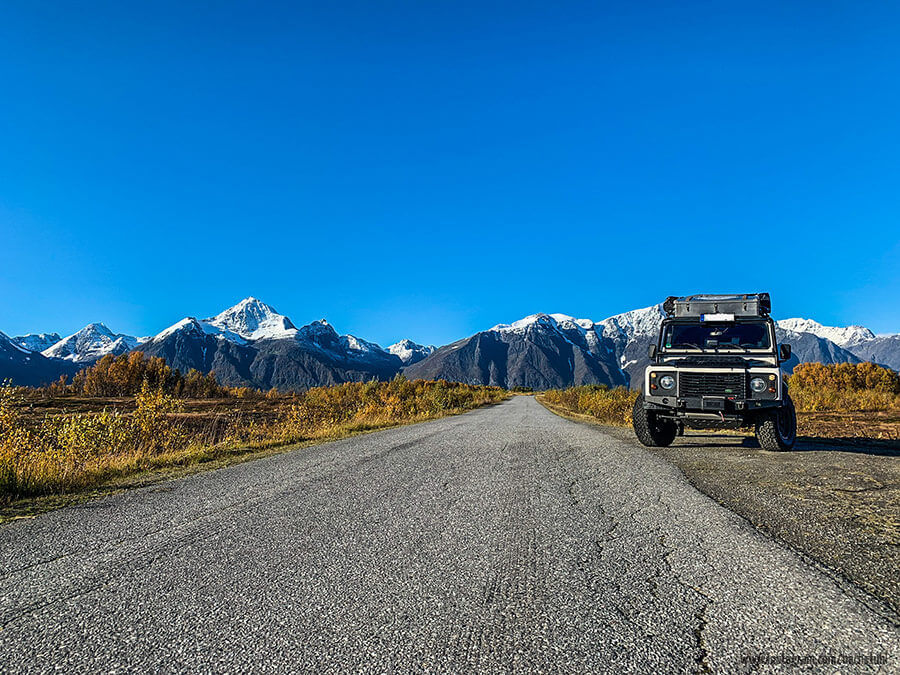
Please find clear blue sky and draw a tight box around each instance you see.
[2,1,899,346]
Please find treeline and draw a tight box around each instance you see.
[37,352,246,399]
[788,362,900,412]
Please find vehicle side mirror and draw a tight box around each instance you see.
[779,343,791,362]
[647,344,657,360]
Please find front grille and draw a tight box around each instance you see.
[679,372,746,397]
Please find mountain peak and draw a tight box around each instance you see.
[297,318,338,337]
[13,332,62,353]
[83,322,114,335]
[490,312,597,336]
[206,298,297,341]
[152,317,206,341]
[776,318,875,348]
[389,339,435,365]
[42,323,138,363]
[491,313,557,333]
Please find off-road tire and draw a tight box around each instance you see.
[632,394,677,447]
[755,395,797,451]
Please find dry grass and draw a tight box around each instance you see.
[540,385,638,427]
[0,378,508,503]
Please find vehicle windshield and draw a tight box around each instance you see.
[662,321,771,351]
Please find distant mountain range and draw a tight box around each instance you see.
[3,297,898,390]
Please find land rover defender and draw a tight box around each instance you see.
[632,293,797,451]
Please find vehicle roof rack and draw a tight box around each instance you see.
[662,293,771,318]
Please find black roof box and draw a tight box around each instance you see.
[662,293,771,318]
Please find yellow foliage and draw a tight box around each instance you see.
[1,379,507,503]
[542,385,638,426]
[788,362,900,412]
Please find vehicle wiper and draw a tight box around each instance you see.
[718,343,747,352]
[671,342,703,350]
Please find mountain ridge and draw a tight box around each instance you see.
[3,297,898,390]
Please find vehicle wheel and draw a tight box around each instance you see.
[755,395,797,451]
[632,394,678,447]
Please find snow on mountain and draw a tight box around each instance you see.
[204,297,298,341]
[146,299,295,347]
[151,318,209,342]
[340,334,385,355]
[406,310,625,389]
[0,330,76,386]
[147,300,396,363]
[491,313,563,333]
[42,323,139,363]
[389,339,436,366]
[549,314,596,331]
[598,305,666,341]
[0,330,30,354]
[13,333,61,353]
[489,313,613,359]
[593,305,666,384]
[7,295,900,390]
[296,318,340,345]
[777,318,875,348]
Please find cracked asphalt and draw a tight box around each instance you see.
[0,396,897,672]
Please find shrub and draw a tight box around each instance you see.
[0,380,187,498]
[0,379,508,503]
[788,362,900,412]
[542,385,638,426]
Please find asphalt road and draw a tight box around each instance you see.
[0,396,897,673]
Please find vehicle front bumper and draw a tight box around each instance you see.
[643,394,781,426]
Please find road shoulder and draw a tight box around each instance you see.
[536,395,900,623]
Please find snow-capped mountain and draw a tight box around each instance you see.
[0,330,76,386]
[773,318,900,370]
[405,312,625,389]
[406,303,899,388]
[4,295,899,390]
[776,318,875,349]
[341,334,386,357]
[149,298,298,346]
[42,323,141,364]
[138,302,401,391]
[146,298,299,347]
[151,317,209,343]
[595,305,667,385]
[204,297,298,341]
[389,339,435,366]
[12,332,61,353]
[0,330,28,356]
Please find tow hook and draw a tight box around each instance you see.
[719,411,725,422]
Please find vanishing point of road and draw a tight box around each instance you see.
[0,396,897,672]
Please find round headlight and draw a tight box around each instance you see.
[750,377,767,392]
[659,375,675,390]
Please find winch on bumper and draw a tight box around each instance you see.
[642,368,782,428]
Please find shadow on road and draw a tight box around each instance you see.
[674,433,900,457]
[797,438,900,457]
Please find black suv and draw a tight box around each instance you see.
[632,293,797,451]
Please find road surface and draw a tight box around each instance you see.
[0,396,896,672]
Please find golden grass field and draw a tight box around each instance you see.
[0,378,508,504]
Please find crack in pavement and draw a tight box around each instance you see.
[0,397,896,672]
